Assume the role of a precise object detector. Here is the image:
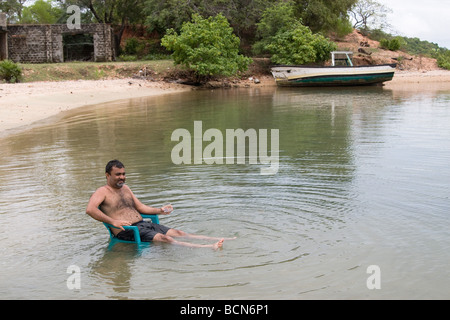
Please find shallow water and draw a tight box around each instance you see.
[0,85,449,299]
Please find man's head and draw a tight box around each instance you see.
[105,160,126,188]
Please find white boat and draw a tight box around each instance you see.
[271,51,396,87]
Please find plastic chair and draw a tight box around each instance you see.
[103,213,160,246]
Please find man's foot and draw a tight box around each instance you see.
[212,238,224,250]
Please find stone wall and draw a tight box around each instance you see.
[7,23,115,63]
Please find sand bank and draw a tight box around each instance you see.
[1,70,450,138]
[0,78,190,138]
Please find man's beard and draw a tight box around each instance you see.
[116,181,125,188]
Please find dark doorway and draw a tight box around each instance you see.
[0,32,7,60]
[63,33,94,62]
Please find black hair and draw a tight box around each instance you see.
[105,160,124,174]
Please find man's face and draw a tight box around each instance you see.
[106,166,126,188]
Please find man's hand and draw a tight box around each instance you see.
[111,220,132,231]
[161,204,173,215]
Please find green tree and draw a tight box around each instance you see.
[145,0,274,36]
[161,13,252,80]
[265,24,337,65]
[0,0,28,22]
[255,2,336,64]
[19,0,63,24]
[294,0,357,33]
[253,1,301,55]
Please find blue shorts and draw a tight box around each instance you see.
[116,220,171,242]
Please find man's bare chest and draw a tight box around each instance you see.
[103,188,136,211]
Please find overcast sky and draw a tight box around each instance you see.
[378,0,450,49]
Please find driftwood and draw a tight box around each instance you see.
[358,48,372,55]
[392,57,413,61]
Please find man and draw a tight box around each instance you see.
[86,160,229,249]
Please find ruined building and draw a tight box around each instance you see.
[0,12,115,63]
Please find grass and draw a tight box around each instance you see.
[19,60,176,83]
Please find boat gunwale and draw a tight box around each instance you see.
[271,63,397,69]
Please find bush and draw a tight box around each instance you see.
[161,13,252,80]
[0,60,23,83]
[264,24,337,65]
[379,37,403,51]
[254,1,336,65]
[436,50,450,70]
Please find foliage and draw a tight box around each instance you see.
[294,0,357,33]
[436,50,450,70]
[145,0,274,35]
[265,25,337,65]
[363,29,447,58]
[124,38,142,55]
[253,0,300,54]
[255,2,337,65]
[19,0,63,24]
[379,37,403,51]
[161,14,252,79]
[334,16,354,39]
[0,59,22,83]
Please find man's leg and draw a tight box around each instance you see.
[166,228,236,241]
[153,233,224,249]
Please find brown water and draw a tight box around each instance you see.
[0,86,449,299]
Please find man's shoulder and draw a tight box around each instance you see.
[93,185,109,195]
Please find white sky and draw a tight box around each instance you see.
[378,0,450,49]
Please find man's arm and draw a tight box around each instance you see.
[86,188,131,231]
[127,186,172,215]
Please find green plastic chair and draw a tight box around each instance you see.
[103,213,160,246]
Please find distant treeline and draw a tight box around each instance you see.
[361,28,450,69]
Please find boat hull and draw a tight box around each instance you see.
[271,64,396,87]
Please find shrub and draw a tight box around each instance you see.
[379,37,403,51]
[436,51,450,70]
[254,1,336,65]
[0,60,23,83]
[161,13,252,80]
[264,25,337,65]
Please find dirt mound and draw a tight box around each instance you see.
[335,29,439,71]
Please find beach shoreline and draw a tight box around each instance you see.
[1,69,450,138]
[0,78,191,138]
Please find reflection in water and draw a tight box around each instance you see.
[0,86,449,299]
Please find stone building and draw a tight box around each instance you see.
[0,12,115,63]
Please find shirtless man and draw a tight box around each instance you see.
[86,160,226,249]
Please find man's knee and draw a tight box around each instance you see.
[167,229,187,237]
[153,233,174,243]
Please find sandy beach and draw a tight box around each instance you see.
[0,78,191,137]
[1,69,450,138]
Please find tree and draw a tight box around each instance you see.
[254,1,337,64]
[144,0,274,36]
[19,0,64,24]
[349,0,392,31]
[0,0,30,22]
[253,1,302,55]
[161,14,252,81]
[265,25,337,65]
[294,0,357,33]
